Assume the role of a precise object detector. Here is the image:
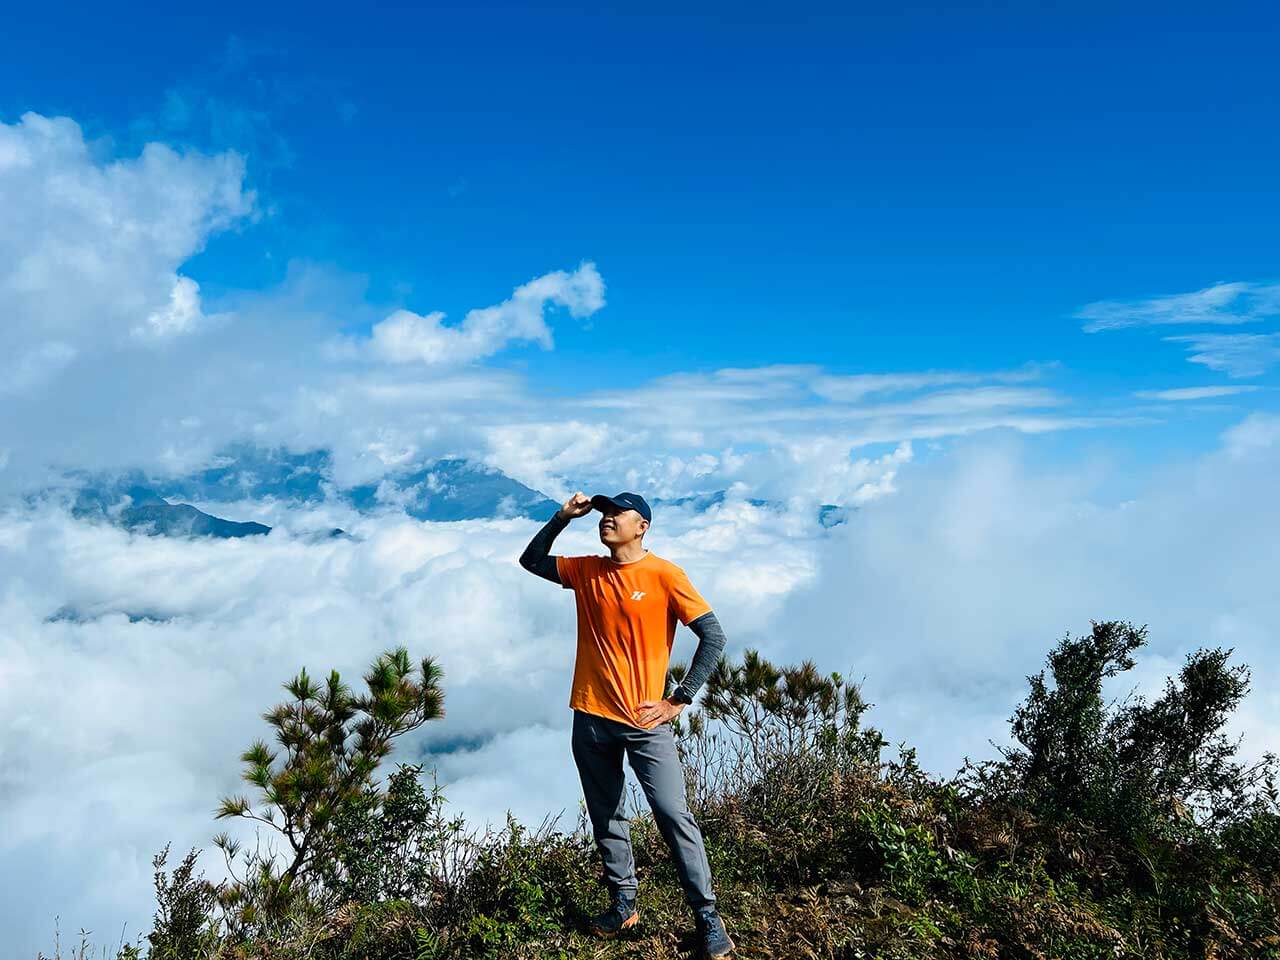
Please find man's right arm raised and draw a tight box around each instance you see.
[518,491,592,585]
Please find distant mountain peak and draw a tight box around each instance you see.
[71,481,271,540]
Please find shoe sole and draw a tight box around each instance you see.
[590,910,639,938]
[705,934,736,958]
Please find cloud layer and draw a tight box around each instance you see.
[5,415,1280,954]
[776,414,1280,777]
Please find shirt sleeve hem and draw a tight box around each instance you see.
[556,555,574,588]
[682,602,714,625]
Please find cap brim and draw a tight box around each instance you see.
[590,494,625,513]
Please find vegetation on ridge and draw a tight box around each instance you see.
[44,620,1280,959]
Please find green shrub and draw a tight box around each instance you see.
[973,621,1276,845]
[323,764,468,907]
[446,815,592,956]
[146,844,220,960]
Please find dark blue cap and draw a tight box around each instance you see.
[590,491,651,523]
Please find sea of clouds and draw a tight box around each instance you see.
[6,418,1280,953]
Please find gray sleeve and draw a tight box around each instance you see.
[671,610,727,704]
[518,512,569,584]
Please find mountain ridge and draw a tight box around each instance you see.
[46,444,853,538]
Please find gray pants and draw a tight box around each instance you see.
[570,708,716,910]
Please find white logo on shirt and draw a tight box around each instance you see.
[630,591,646,600]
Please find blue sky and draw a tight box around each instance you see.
[5,2,1278,426]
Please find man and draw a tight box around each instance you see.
[519,489,736,959]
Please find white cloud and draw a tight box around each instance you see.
[1223,411,1280,459]
[482,421,612,499]
[1133,385,1263,401]
[0,112,253,352]
[811,364,1048,402]
[1163,332,1280,378]
[0,111,257,490]
[1077,281,1280,332]
[1077,281,1280,378]
[1,340,78,394]
[134,275,208,340]
[366,262,605,366]
[501,366,1111,507]
[429,724,587,832]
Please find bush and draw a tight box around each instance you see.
[445,814,593,957]
[670,647,888,886]
[969,620,1277,846]
[146,845,220,960]
[323,764,469,908]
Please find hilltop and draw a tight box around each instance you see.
[46,621,1280,960]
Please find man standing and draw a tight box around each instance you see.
[519,490,736,959]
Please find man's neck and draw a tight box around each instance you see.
[609,541,648,563]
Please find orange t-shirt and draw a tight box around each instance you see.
[556,550,713,729]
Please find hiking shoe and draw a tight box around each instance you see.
[589,892,639,938]
[695,906,735,958]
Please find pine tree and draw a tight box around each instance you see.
[212,647,444,929]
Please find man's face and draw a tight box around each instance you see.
[598,505,647,546]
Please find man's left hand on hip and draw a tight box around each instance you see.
[634,697,684,728]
